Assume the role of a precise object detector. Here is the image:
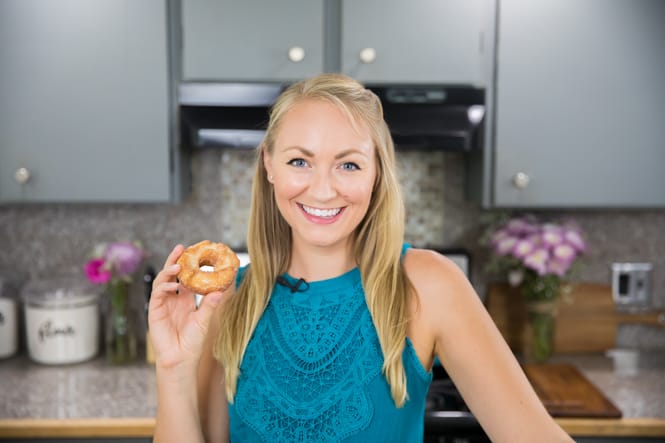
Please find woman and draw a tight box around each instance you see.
[150,73,572,442]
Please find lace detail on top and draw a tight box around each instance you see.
[233,268,383,442]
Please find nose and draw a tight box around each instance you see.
[309,169,337,201]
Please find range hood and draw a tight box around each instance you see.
[179,82,485,151]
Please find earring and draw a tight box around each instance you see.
[268,175,273,181]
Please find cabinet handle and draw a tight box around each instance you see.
[288,46,305,63]
[512,172,530,189]
[14,167,31,185]
[359,47,377,64]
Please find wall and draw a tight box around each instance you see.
[1,150,664,348]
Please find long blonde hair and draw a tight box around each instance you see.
[215,73,413,407]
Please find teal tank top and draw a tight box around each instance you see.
[228,246,432,442]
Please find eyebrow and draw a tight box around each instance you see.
[284,146,370,159]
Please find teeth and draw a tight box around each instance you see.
[301,204,341,218]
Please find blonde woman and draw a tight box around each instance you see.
[150,73,572,442]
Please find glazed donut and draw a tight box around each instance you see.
[176,240,240,294]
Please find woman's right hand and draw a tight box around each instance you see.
[148,244,228,373]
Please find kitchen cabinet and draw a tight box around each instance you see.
[182,0,492,85]
[341,0,490,84]
[182,0,325,81]
[482,0,665,208]
[0,0,185,203]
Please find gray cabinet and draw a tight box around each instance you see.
[341,0,490,85]
[182,0,492,85]
[0,0,183,203]
[182,0,325,81]
[489,0,665,208]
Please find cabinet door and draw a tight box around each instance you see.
[182,0,325,81]
[493,0,665,207]
[341,0,490,84]
[0,0,172,203]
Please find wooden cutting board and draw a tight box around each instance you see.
[523,363,622,418]
[486,282,618,353]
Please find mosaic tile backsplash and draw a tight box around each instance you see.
[1,150,664,349]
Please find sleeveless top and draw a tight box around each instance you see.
[228,246,432,442]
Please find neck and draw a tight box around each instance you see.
[288,240,356,282]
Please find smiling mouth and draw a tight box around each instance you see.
[299,204,343,218]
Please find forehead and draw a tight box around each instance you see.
[273,99,374,154]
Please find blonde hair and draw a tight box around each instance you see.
[215,73,413,407]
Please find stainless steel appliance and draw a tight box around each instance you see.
[178,82,485,152]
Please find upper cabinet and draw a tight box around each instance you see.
[182,0,325,82]
[341,0,490,84]
[182,0,492,85]
[487,0,665,208]
[0,0,184,203]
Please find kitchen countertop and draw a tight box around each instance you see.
[0,349,664,439]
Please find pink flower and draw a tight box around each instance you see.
[524,248,550,275]
[495,236,518,256]
[564,229,586,252]
[84,258,112,284]
[541,224,564,246]
[105,242,144,277]
[553,243,576,262]
[512,239,535,259]
[547,259,572,277]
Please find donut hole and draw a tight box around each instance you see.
[198,250,218,272]
[200,265,214,273]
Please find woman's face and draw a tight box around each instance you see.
[264,98,377,251]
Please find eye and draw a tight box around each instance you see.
[341,162,360,171]
[287,158,308,168]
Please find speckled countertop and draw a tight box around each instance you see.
[0,349,664,438]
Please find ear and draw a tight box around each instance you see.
[262,146,274,182]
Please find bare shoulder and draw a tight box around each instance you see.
[403,247,475,307]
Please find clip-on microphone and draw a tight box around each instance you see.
[276,276,309,293]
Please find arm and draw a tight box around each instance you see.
[150,245,230,443]
[404,249,573,443]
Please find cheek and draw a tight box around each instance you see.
[338,175,375,204]
[273,175,309,201]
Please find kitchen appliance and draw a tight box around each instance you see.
[178,82,485,152]
[21,278,100,365]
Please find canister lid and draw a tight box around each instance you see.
[21,278,99,309]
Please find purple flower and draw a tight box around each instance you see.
[505,218,537,235]
[552,243,576,262]
[563,229,586,252]
[512,238,535,259]
[524,248,550,275]
[105,242,144,278]
[541,224,564,246]
[495,236,518,256]
[84,258,112,284]
[547,259,572,277]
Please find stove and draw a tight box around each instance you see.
[423,367,490,443]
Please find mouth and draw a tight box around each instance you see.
[298,203,344,221]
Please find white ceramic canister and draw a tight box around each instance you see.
[22,278,100,364]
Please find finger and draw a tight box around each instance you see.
[191,291,223,333]
[153,263,181,287]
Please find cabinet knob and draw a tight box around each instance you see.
[287,46,305,63]
[14,167,31,185]
[512,172,530,189]
[359,47,377,64]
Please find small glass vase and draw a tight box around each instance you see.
[106,280,138,364]
[520,273,560,363]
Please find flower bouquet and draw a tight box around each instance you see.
[485,215,586,361]
[84,241,146,364]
